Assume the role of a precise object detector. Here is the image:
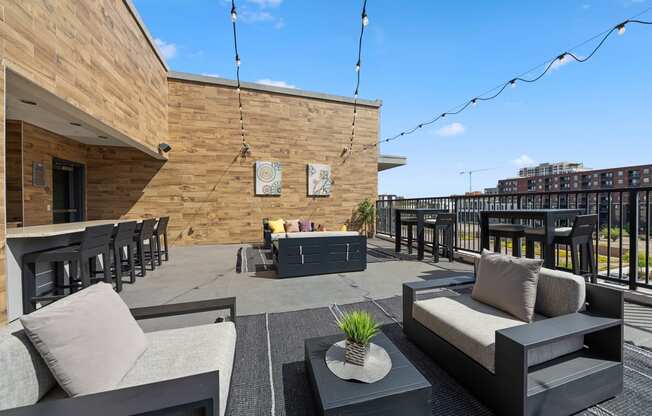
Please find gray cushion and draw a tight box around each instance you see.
[119,322,236,416]
[413,293,584,373]
[472,250,543,322]
[20,283,148,397]
[525,227,572,237]
[535,267,586,317]
[0,320,57,410]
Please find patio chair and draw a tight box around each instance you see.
[488,223,526,257]
[153,216,170,265]
[21,223,115,314]
[403,254,623,416]
[424,213,455,262]
[133,218,157,276]
[525,214,597,277]
[0,283,237,416]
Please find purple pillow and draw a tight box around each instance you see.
[299,219,312,232]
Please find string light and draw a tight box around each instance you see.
[347,0,369,154]
[230,0,248,152]
[368,16,652,149]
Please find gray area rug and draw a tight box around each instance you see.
[226,294,652,415]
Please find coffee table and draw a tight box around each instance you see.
[305,332,431,416]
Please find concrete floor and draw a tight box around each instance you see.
[120,239,652,349]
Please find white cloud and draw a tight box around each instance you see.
[154,38,177,60]
[512,154,537,167]
[240,10,274,23]
[247,0,282,7]
[255,79,296,89]
[435,122,465,137]
[202,73,221,78]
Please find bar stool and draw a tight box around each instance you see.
[488,224,526,257]
[153,216,170,265]
[111,221,138,291]
[401,216,418,254]
[21,224,115,314]
[424,213,455,263]
[133,218,157,276]
[525,214,597,277]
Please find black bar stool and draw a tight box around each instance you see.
[424,213,456,263]
[133,218,157,276]
[153,216,170,265]
[525,214,597,277]
[401,216,418,254]
[488,223,526,257]
[111,221,138,291]
[21,224,115,314]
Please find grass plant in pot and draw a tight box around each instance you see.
[336,310,380,366]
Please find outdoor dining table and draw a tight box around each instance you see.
[479,209,582,268]
[394,208,449,260]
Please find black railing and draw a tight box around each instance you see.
[376,187,652,290]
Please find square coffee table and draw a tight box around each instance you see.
[305,332,431,416]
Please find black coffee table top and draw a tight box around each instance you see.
[305,332,431,413]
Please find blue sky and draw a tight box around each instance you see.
[134,0,652,197]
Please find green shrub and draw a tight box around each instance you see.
[336,310,379,345]
[600,227,628,241]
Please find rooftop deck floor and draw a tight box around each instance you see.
[120,238,652,349]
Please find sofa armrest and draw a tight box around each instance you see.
[496,312,622,350]
[402,275,475,323]
[130,297,236,323]
[0,371,219,416]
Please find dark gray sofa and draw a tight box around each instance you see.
[403,269,623,416]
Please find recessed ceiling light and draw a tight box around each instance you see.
[98,135,108,140]
[70,122,82,127]
[20,99,37,106]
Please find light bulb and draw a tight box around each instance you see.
[472,99,477,107]
[362,12,369,26]
[236,87,241,94]
[231,7,237,22]
[558,53,566,63]
[510,79,516,88]
[355,61,361,72]
[236,55,241,66]
[441,113,446,118]
[617,24,626,35]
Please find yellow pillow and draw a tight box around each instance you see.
[268,219,285,233]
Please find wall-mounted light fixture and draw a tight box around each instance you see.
[98,135,108,140]
[159,143,172,153]
[69,122,82,127]
[20,99,37,106]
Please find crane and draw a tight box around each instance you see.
[459,167,498,193]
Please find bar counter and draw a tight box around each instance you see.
[6,219,139,321]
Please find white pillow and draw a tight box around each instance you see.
[20,283,148,396]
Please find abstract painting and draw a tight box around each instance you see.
[255,161,282,195]
[308,163,332,196]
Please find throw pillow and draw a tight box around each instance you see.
[471,250,543,322]
[284,219,300,233]
[299,219,312,232]
[20,283,148,397]
[268,219,285,233]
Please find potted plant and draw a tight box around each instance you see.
[355,198,375,237]
[336,310,379,366]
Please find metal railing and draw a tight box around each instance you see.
[376,187,652,290]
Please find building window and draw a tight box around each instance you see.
[644,168,650,175]
[618,171,623,176]
[644,177,650,184]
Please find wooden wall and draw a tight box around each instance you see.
[85,78,379,244]
[0,0,168,154]
[21,122,89,226]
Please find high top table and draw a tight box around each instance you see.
[479,209,582,268]
[394,208,449,260]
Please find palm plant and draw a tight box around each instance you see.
[355,198,375,237]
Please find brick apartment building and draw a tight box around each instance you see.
[498,164,652,194]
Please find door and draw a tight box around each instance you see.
[52,158,85,223]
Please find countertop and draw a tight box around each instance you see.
[6,219,139,239]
